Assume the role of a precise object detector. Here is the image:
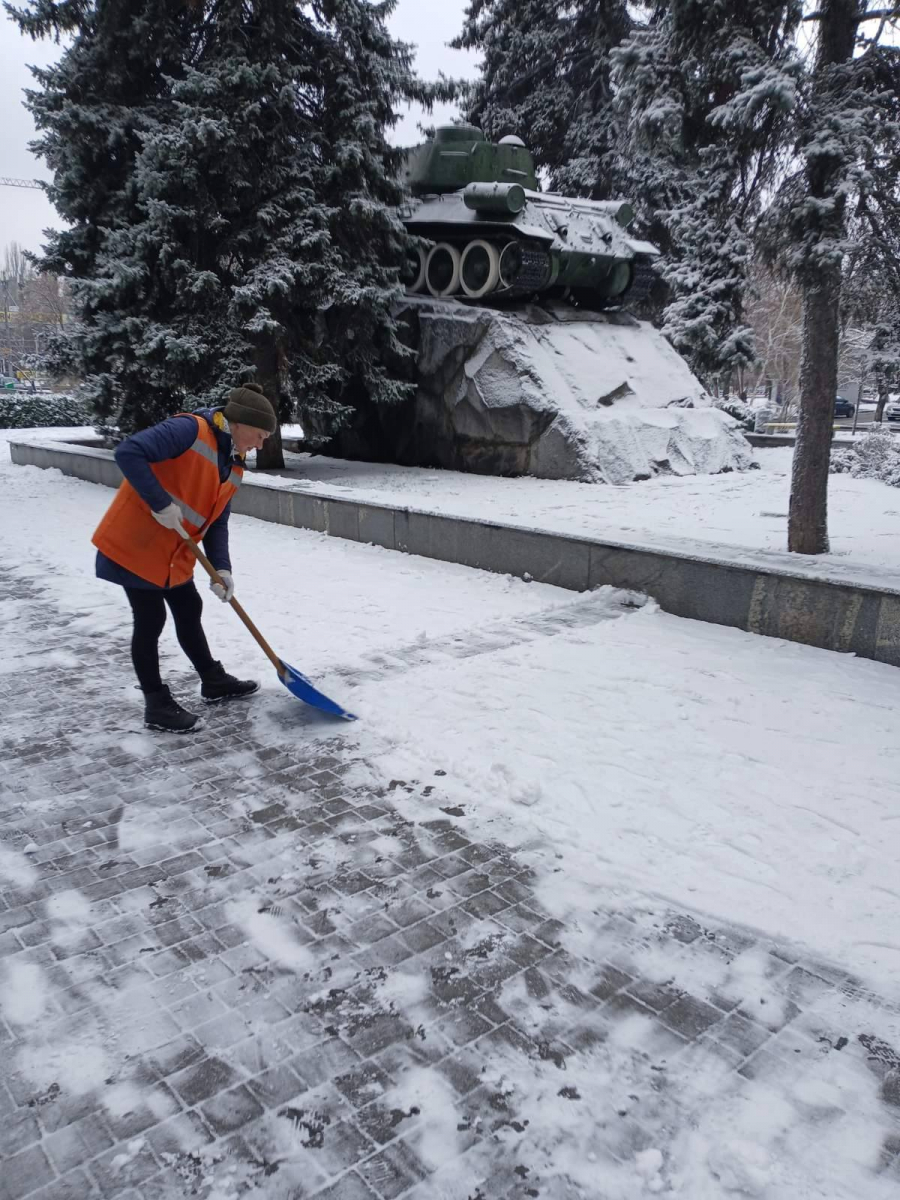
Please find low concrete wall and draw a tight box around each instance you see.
[746,433,864,449]
[746,434,797,449]
[11,438,900,668]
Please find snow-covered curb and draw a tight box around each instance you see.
[8,428,900,590]
[10,436,900,671]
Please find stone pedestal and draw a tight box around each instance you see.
[323,298,752,484]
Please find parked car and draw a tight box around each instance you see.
[884,399,900,423]
[834,396,855,418]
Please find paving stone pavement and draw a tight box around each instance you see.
[2,564,900,1199]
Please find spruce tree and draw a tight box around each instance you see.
[611,1,803,384]
[10,0,431,466]
[841,220,900,422]
[453,0,632,198]
[456,2,803,385]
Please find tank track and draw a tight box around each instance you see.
[625,259,658,309]
[506,245,553,293]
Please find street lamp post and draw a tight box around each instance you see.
[0,276,10,377]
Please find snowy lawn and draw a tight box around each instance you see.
[258,443,900,589]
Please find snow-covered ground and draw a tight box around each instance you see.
[4,433,900,1197]
[3,431,900,994]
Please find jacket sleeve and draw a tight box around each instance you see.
[202,501,231,573]
[114,416,199,513]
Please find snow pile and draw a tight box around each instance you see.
[517,305,706,412]
[459,303,754,483]
[831,426,900,487]
[580,403,753,484]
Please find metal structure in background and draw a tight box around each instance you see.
[0,177,42,189]
[1,274,16,378]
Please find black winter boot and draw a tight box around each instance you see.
[200,661,260,704]
[144,686,202,733]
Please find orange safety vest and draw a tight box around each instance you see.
[92,414,243,588]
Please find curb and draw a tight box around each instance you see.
[11,438,900,669]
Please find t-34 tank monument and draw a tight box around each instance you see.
[401,125,660,310]
[323,126,752,485]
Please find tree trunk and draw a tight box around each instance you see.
[789,272,841,552]
[787,0,858,555]
[256,422,284,471]
[875,390,887,423]
[252,345,285,471]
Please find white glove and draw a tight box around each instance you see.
[151,502,188,538]
[210,570,235,603]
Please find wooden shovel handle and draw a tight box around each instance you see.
[183,535,284,676]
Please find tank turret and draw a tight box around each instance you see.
[400,126,659,307]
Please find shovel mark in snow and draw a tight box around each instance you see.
[0,842,38,888]
[17,1022,112,1098]
[853,940,900,956]
[0,961,49,1026]
[228,898,314,973]
[46,887,96,950]
[788,803,861,838]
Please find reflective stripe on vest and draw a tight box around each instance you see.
[168,493,208,529]
[169,423,233,530]
[190,437,219,467]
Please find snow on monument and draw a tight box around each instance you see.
[330,297,752,485]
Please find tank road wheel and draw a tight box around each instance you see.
[425,243,462,297]
[460,239,501,299]
[404,245,427,294]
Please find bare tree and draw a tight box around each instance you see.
[1,242,35,293]
[745,262,805,407]
[0,244,69,375]
[22,274,67,326]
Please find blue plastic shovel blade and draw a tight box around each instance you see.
[278,661,357,721]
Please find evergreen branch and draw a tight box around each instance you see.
[802,6,900,20]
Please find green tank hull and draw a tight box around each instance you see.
[401,126,659,307]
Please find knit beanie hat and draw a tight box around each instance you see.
[223,382,277,433]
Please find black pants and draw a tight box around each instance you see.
[125,581,216,693]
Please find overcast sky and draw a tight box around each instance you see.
[0,0,478,260]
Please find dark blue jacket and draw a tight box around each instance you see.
[96,408,240,591]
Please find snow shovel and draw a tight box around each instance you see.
[184,535,357,721]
